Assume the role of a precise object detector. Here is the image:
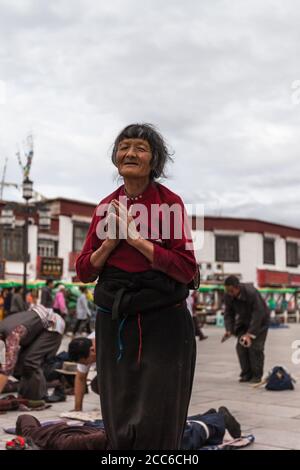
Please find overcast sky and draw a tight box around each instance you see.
[0,0,300,227]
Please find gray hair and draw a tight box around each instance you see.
[111,123,173,180]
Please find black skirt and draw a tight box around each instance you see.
[95,302,196,450]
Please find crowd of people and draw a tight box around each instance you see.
[0,281,95,332]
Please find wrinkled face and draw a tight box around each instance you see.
[116,138,152,179]
[225,285,240,298]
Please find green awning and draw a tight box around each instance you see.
[0,280,96,289]
[0,280,298,295]
[259,287,297,294]
[198,285,224,292]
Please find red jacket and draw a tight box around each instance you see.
[76,182,197,285]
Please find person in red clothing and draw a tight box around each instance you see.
[76,123,198,450]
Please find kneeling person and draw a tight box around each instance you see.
[0,305,64,400]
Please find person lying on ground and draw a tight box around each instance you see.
[14,406,241,450]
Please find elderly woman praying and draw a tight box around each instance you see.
[76,123,197,450]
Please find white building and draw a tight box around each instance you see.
[191,216,300,287]
[1,196,300,288]
[0,198,95,282]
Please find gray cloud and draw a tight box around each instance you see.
[0,0,300,227]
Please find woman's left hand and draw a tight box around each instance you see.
[111,199,141,246]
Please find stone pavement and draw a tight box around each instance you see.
[1,324,300,450]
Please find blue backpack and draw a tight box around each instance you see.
[265,366,295,391]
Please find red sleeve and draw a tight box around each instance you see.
[76,208,103,283]
[152,198,197,284]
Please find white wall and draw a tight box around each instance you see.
[5,261,23,280]
[276,238,286,270]
[194,229,300,286]
[238,233,262,283]
[192,230,213,264]
[58,215,73,281]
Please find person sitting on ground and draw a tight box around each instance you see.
[68,332,97,411]
[14,406,241,450]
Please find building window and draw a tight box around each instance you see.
[38,239,58,258]
[215,235,239,262]
[0,227,24,261]
[263,238,275,265]
[73,223,89,252]
[286,242,298,267]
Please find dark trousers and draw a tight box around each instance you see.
[96,303,196,450]
[182,412,225,449]
[192,316,206,339]
[14,331,62,400]
[73,319,91,335]
[236,329,268,380]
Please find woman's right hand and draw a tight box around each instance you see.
[104,211,121,249]
[103,237,120,251]
[89,213,120,270]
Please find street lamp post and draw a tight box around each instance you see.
[22,177,33,300]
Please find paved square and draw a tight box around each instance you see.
[1,324,300,450]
